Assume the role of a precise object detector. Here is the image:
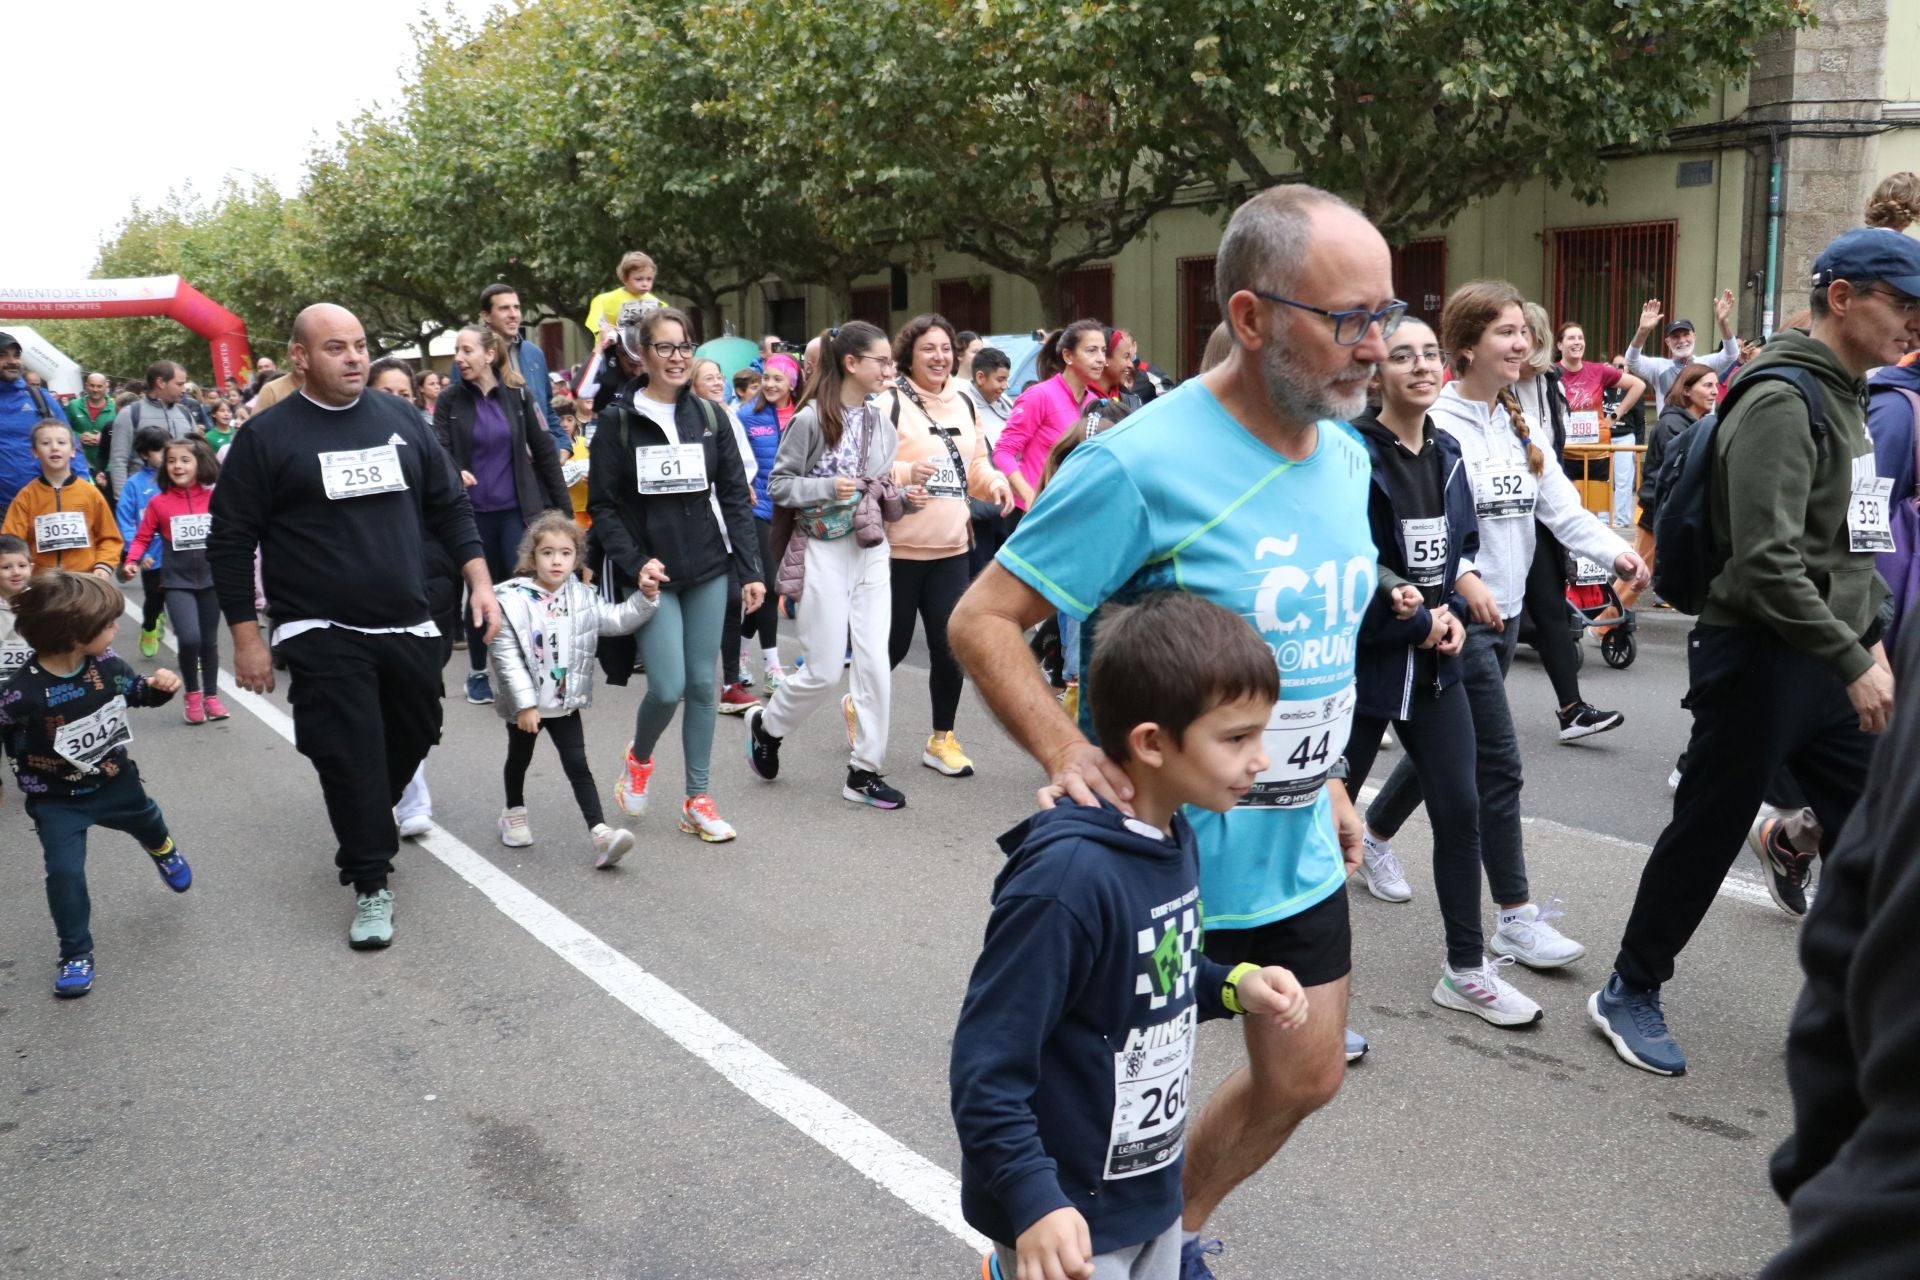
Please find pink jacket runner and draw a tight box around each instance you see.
[991,374,1098,510]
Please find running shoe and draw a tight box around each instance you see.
[1344,1028,1369,1063]
[148,838,192,892]
[1359,831,1412,903]
[922,731,975,777]
[1589,973,1686,1076]
[1557,701,1624,741]
[1432,956,1544,1027]
[591,823,634,868]
[1668,765,1683,791]
[55,956,94,999]
[717,682,759,715]
[763,664,785,695]
[679,794,737,843]
[465,671,494,705]
[613,750,654,816]
[738,645,756,689]
[1748,815,1813,918]
[841,693,858,747]
[1490,898,1587,969]
[1180,1236,1224,1280]
[396,813,434,840]
[980,1253,1004,1280]
[844,768,905,809]
[349,889,395,950]
[182,691,206,725]
[745,706,781,780]
[498,806,533,848]
[138,625,161,659]
[202,694,230,721]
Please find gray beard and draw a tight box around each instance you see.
[1260,342,1368,423]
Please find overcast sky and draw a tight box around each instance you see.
[10,0,507,281]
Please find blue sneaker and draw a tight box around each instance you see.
[55,956,94,998]
[148,839,192,892]
[1589,973,1687,1076]
[1180,1236,1224,1280]
[465,671,494,705]
[1344,1027,1369,1062]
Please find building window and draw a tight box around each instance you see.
[1179,257,1220,377]
[766,297,807,345]
[935,277,993,336]
[849,286,891,331]
[1390,239,1449,330]
[1060,264,1114,326]
[1546,221,1678,361]
[537,318,566,376]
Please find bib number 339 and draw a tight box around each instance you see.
[320,445,408,501]
[1849,454,1894,554]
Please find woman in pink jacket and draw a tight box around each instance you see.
[990,320,1107,511]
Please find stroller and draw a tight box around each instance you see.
[1564,552,1637,669]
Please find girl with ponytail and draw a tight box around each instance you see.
[992,319,1107,512]
[1362,281,1650,986]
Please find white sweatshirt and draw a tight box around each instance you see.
[1428,383,1629,617]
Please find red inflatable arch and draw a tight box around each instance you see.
[0,276,254,389]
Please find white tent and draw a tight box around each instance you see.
[2,325,83,397]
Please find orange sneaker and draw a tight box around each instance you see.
[678,794,737,843]
[613,749,655,817]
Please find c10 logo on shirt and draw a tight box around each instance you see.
[1251,536,1373,676]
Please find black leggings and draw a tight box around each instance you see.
[140,568,165,631]
[165,585,221,695]
[1524,529,1583,709]
[469,507,526,670]
[721,570,744,684]
[742,516,780,648]
[888,553,969,732]
[503,710,603,827]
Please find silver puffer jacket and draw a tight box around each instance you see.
[487,577,656,719]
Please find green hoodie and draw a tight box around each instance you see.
[1702,328,1889,683]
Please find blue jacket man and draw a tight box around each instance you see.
[0,331,92,507]
[478,284,569,455]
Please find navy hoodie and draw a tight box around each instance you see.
[950,801,1237,1254]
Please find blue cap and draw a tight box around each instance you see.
[1813,227,1920,297]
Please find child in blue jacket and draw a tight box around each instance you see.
[114,426,169,657]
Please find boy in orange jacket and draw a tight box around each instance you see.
[1,420,122,577]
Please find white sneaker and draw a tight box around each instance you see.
[498,806,533,848]
[396,813,433,840]
[738,644,756,689]
[1359,831,1413,903]
[1381,727,1396,750]
[591,823,634,868]
[1432,956,1544,1027]
[1668,766,1682,791]
[1490,898,1587,969]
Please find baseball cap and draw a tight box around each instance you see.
[1665,319,1696,337]
[0,330,21,354]
[1813,227,1920,297]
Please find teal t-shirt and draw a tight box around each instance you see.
[997,380,1376,931]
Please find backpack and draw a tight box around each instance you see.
[1651,366,1829,615]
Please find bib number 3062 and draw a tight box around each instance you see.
[320,445,409,501]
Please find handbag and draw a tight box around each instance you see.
[799,404,873,540]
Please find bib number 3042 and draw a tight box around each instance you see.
[320,445,409,501]
[54,695,131,771]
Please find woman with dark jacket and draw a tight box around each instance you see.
[435,323,571,703]
[1619,361,1718,616]
[587,306,764,844]
[1345,318,1545,1029]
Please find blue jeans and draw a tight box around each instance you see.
[1060,613,1082,682]
[29,767,172,961]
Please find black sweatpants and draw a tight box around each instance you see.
[887,553,969,733]
[165,585,221,695]
[720,569,745,685]
[281,627,445,893]
[1524,529,1583,710]
[139,568,165,632]
[504,710,603,827]
[1613,624,1878,990]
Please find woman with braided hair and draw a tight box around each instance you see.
[1361,281,1651,991]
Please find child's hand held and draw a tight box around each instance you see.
[1014,1207,1094,1280]
[515,708,541,734]
[149,669,182,693]
[1238,965,1310,1029]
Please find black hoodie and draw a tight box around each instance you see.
[950,801,1238,1254]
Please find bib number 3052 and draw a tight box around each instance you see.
[33,511,89,554]
[320,445,408,501]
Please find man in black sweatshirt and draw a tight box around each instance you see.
[209,303,496,951]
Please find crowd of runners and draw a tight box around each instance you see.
[4,172,1920,1279]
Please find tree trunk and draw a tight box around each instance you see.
[1032,270,1070,330]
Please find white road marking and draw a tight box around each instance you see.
[121,604,988,1253]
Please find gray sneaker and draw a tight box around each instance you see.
[349,889,395,950]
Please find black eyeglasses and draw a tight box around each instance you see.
[647,342,697,358]
[1253,291,1408,346]
[1857,285,1920,317]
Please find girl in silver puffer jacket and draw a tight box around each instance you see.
[488,513,663,867]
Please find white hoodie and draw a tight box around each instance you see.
[1428,382,1628,617]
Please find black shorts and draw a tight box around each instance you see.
[1203,884,1352,988]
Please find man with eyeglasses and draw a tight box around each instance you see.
[1591,227,1920,1078]
[951,184,1396,1279]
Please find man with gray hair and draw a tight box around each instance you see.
[109,361,198,491]
[951,184,1399,1278]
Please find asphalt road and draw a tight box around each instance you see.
[0,601,1807,1279]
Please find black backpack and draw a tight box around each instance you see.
[1651,366,1828,615]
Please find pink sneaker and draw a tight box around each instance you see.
[202,694,231,721]
[182,692,206,725]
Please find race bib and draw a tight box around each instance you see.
[637,444,707,494]
[0,643,31,676]
[1239,686,1355,810]
[1570,555,1612,587]
[1567,411,1602,446]
[1397,516,1448,588]
[1106,1007,1195,1180]
[53,695,131,771]
[1849,454,1894,554]
[320,445,408,500]
[924,457,965,500]
[1469,459,1536,520]
[561,458,590,487]
[169,513,212,551]
[33,511,89,554]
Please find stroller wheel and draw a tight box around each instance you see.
[1601,627,1636,669]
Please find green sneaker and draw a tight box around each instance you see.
[348,889,394,949]
[138,626,161,659]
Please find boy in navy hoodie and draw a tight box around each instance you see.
[951,591,1309,1280]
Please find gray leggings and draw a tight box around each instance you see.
[631,572,729,797]
[1366,618,1531,914]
